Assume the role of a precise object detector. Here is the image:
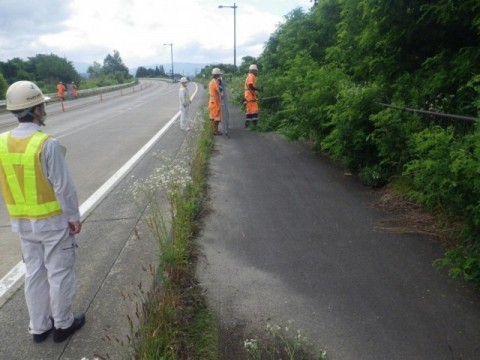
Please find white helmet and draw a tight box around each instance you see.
[6,81,49,111]
[212,67,222,75]
[180,76,188,83]
[249,64,258,71]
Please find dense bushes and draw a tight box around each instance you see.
[244,0,480,285]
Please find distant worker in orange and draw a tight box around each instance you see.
[57,81,66,101]
[244,64,260,128]
[208,68,223,135]
[71,82,78,99]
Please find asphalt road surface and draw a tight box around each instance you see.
[0,80,185,280]
[0,79,205,359]
[196,105,480,359]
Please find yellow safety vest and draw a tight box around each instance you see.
[0,132,63,219]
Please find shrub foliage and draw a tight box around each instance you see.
[238,0,480,285]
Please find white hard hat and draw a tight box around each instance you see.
[212,67,222,75]
[6,81,49,111]
[249,64,258,71]
[180,77,188,83]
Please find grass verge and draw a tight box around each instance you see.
[130,109,328,359]
[131,114,217,359]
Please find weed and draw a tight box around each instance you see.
[128,114,216,359]
[245,321,328,360]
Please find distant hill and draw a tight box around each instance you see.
[73,61,210,78]
[129,62,210,77]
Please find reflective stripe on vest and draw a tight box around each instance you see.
[0,132,63,219]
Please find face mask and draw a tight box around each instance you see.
[37,104,47,126]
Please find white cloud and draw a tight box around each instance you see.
[0,0,313,69]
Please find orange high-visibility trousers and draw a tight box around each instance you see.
[208,79,222,121]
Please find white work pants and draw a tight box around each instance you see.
[20,227,76,333]
[180,106,189,129]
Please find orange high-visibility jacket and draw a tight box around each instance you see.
[208,78,222,121]
[244,73,258,114]
[57,83,66,97]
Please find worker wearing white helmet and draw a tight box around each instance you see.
[209,68,223,135]
[178,77,191,130]
[244,64,260,127]
[1,80,85,343]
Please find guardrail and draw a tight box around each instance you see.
[379,103,478,122]
[0,81,137,108]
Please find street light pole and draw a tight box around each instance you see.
[163,43,174,82]
[218,3,238,69]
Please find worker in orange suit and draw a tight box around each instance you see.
[208,68,223,135]
[71,82,78,99]
[244,64,260,128]
[56,81,66,101]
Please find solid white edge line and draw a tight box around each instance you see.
[0,82,199,305]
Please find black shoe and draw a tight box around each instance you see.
[33,318,54,343]
[245,120,250,128]
[53,313,86,343]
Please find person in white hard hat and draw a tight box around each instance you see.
[178,77,191,130]
[244,64,260,127]
[0,80,85,343]
[209,68,223,135]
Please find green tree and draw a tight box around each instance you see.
[135,66,148,78]
[87,61,104,79]
[0,72,8,99]
[0,58,32,84]
[28,54,80,85]
[239,56,257,74]
[103,50,129,76]
[155,65,165,77]
[261,8,312,73]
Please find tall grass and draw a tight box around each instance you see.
[131,114,217,359]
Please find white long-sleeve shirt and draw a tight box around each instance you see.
[5,123,80,233]
[179,86,191,108]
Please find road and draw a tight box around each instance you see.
[0,79,205,359]
[196,105,480,359]
[0,80,179,281]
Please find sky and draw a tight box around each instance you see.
[0,0,313,71]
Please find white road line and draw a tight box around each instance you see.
[0,83,198,306]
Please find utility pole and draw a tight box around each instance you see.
[218,3,238,69]
[163,43,174,82]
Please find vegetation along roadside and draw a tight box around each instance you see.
[126,109,327,359]
[197,1,480,288]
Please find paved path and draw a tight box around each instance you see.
[196,105,480,359]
